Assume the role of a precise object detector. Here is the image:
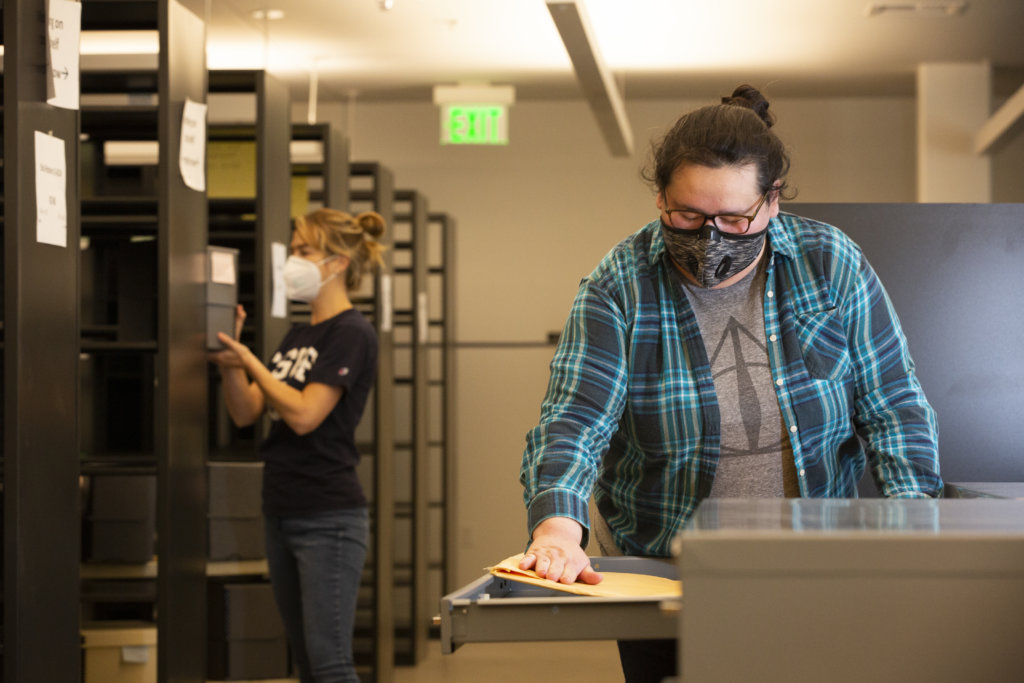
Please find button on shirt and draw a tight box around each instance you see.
[520,213,942,557]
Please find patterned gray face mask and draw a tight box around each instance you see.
[661,221,766,288]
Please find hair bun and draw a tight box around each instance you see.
[355,211,385,240]
[721,84,775,128]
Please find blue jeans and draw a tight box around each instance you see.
[264,509,369,683]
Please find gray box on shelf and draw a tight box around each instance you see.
[86,475,157,564]
[207,245,239,350]
[208,582,289,680]
[208,461,265,561]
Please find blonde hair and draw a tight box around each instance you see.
[293,208,387,290]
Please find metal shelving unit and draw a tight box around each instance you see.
[2,0,82,678]
[346,161,398,682]
[353,184,456,667]
[75,3,210,682]
[389,189,431,665]
[426,211,457,605]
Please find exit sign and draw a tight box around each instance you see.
[441,104,508,145]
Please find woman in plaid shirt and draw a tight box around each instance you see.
[519,84,941,682]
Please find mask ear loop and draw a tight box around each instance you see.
[318,253,350,290]
[317,255,338,286]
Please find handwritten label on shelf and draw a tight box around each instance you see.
[180,98,208,192]
[46,0,81,110]
[35,131,68,248]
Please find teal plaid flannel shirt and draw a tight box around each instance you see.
[521,212,942,556]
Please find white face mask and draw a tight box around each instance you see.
[283,254,336,303]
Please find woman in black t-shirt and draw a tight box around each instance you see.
[210,208,385,683]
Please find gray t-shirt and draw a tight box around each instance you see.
[677,258,799,498]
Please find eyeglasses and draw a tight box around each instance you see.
[661,190,769,235]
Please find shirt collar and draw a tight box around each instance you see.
[766,212,799,259]
[648,219,668,268]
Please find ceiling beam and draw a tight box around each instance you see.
[546,1,633,157]
[975,81,1024,155]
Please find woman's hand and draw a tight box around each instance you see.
[232,304,247,339]
[519,517,603,585]
[205,305,267,428]
[208,305,250,370]
[209,332,256,370]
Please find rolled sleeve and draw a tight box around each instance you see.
[520,278,630,545]
[524,488,592,546]
[847,256,942,498]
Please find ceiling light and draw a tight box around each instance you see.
[433,84,516,106]
[250,9,285,20]
[865,2,968,17]
[546,1,634,157]
[80,30,159,55]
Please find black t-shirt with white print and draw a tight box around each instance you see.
[259,308,377,517]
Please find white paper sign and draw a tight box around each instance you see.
[380,274,393,333]
[210,250,236,285]
[35,131,68,247]
[271,241,288,319]
[46,0,82,110]
[180,98,207,192]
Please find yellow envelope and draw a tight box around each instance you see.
[488,553,682,598]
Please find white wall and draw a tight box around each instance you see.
[325,96,921,342]
[299,93,1021,587]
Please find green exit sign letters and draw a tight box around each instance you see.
[441,104,508,145]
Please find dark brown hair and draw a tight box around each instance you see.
[642,84,794,200]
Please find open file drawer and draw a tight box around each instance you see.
[439,556,679,654]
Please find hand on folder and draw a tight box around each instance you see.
[518,516,602,585]
[489,553,682,598]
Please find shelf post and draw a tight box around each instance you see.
[2,0,82,680]
[155,0,210,680]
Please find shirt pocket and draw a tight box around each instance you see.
[794,309,852,381]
